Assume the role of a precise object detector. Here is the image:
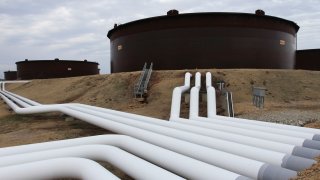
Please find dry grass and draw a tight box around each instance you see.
[0,113,111,147]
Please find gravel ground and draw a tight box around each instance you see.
[238,109,320,126]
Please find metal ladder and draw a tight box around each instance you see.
[134,62,153,98]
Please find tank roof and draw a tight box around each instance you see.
[108,11,299,39]
[16,59,99,65]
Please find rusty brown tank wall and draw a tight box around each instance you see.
[4,71,17,80]
[296,49,320,71]
[108,13,299,73]
[16,60,99,80]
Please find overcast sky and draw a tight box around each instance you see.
[0,0,319,78]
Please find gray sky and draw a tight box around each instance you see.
[0,0,319,78]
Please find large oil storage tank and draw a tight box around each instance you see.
[296,49,320,71]
[4,71,17,80]
[107,10,299,73]
[16,59,99,80]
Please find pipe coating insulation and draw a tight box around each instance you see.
[189,72,201,119]
[0,135,245,180]
[2,90,318,171]
[77,103,320,158]
[0,91,294,179]
[0,157,119,180]
[1,90,314,172]
[170,72,192,120]
[194,116,320,141]
[70,104,320,159]
[206,72,217,117]
[0,144,182,180]
[0,91,248,179]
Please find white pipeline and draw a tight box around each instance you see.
[5,89,317,160]
[1,92,298,179]
[206,72,217,117]
[189,72,201,119]
[178,73,320,148]
[0,81,30,91]
[68,105,316,171]
[202,76,320,138]
[72,103,320,159]
[5,90,41,106]
[0,93,247,180]
[172,118,320,151]
[2,91,314,172]
[0,134,245,180]
[170,72,191,120]
[0,157,119,180]
[0,145,182,180]
[194,116,320,141]
[211,115,320,136]
[1,75,318,179]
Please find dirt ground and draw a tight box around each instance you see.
[1,69,320,179]
[295,157,320,180]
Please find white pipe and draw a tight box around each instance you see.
[0,77,316,179]
[0,92,246,180]
[66,105,315,172]
[1,74,318,177]
[75,103,320,158]
[1,83,316,179]
[187,73,320,137]
[1,91,311,171]
[185,72,320,141]
[211,114,320,135]
[194,75,320,139]
[5,80,318,141]
[0,93,57,114]
[206,72,216,117]
[172,74,320,142]
[170,72,191,120]
[0,92,294,179]
[171,118,320,150]
[2,89,42,106]
[194,116,319,141]
[189,72,201,119]
[0,157,119,180]
[0,144,182,180]
[0,81,30,92]
[0,81,41,107]
[1,92,32,108]
[4,91,318,160]
[0,92,300,178]
[71,103,320,159]
[165,74,320,150]
[0,135,245,180]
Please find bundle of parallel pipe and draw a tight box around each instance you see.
[0,73,319,180]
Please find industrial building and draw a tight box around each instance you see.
[4,71,17,80]
[296,49,320,71]
[107,10,299,73]
[16,59,99,80]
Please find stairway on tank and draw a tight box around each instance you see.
[134,62,153,102]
